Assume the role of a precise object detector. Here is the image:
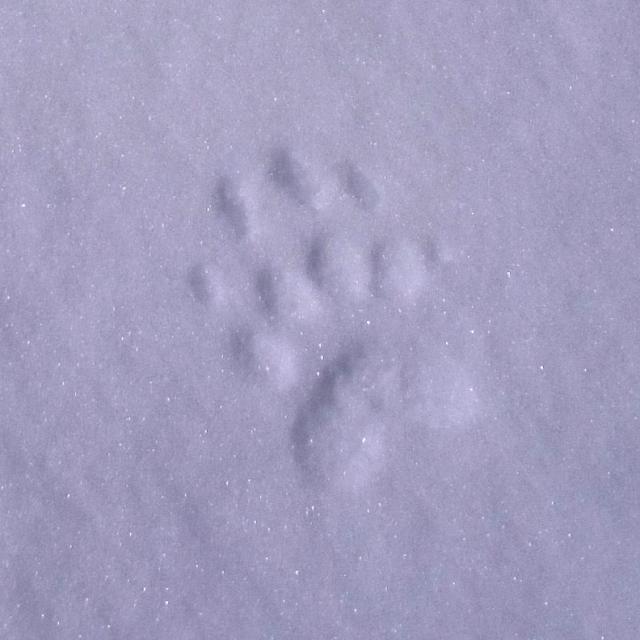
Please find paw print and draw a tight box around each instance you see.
[186,145,484,496]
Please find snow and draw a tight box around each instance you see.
[1,2,639,639]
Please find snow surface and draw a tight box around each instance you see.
[1,2,639,639]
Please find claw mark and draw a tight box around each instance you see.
[255,266,278,319]
[339,161,380,211]
[305,235,325,288]
[187,262,210,304]
[267,146,313,205]
[213,176,248,239]
[229,326,254,368]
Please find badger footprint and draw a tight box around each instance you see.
[184,146,483,494]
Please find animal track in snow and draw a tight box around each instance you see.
[186,145,484,496]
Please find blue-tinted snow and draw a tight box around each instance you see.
[1,2,639,639]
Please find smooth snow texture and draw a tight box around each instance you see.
[1,2,639,639]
